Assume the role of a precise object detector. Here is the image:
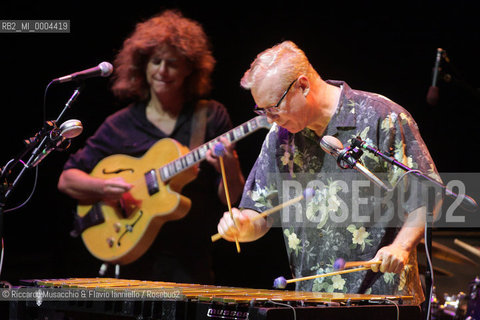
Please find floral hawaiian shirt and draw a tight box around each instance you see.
[240,80,440,304]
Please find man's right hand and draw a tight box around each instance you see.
[217,208,269,242]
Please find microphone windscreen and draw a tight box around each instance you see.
[98,62,113,77]
[59,119,83,138]
[320,135,343,156]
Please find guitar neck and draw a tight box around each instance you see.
[159,116,270,182]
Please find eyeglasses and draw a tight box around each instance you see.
[253,79,297,116]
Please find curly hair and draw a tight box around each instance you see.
[111,10,216,102]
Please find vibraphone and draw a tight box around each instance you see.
[11,278,422,320]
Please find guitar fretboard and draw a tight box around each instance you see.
[159,116,270,182]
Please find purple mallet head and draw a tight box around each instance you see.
[213,142,226,157]
[273,276,287,289]
[303,188,315,202]
[333,258,346,271]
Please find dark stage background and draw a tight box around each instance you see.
[1,0,480,302]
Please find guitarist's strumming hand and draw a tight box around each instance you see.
[217,208,269,242]
[102,177,134,201]
[205,137,245,205]
[58,168,133,202]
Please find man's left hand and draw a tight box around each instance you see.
[370,243,410,274]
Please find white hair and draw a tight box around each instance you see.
[240,41,315,90]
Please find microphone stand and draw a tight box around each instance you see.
[336,145,390,192]
[0,84,83,277]
[350,137,478,320]
[351,137,478,212]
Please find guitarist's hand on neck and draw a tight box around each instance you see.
[205,137,245,205]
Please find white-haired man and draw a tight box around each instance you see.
[217,41,440,303]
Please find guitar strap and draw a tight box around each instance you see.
[189,99,208,149]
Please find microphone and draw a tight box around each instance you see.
[426,48,444,106]
[59,119,83,138]
[52,62,113,83]
[350,136,410,171]
[320,135,389,190]
[31,119,83,167]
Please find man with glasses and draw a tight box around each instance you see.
[217,41,440,303]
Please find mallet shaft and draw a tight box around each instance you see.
[287,266,371,284]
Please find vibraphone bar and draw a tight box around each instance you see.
[10,278,422,320]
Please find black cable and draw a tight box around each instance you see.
[3,165,39,213]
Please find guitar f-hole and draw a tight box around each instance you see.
[116,210,143,247]
[102,168,134,175]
